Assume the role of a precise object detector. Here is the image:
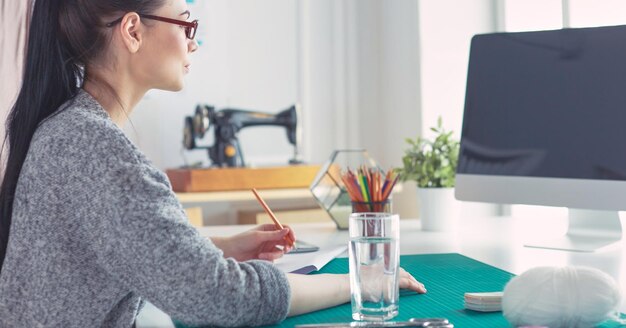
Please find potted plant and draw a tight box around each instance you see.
[397,117,460,231]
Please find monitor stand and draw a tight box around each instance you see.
[524,208,623,252]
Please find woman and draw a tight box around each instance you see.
[0,0,426,327]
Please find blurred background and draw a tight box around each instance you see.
[4,0,626,222]
[127,0,626,170]
[125,0,626,219]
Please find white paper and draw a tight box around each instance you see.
[274,245,348,274]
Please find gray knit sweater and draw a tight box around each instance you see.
[0,90,290,327]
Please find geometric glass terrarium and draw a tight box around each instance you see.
[309,149,381,229]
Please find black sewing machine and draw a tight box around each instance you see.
[183,104,301,167]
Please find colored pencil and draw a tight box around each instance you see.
[251,188,295,246]
[341,167,397,210]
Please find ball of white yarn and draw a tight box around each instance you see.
[502,266,621,328]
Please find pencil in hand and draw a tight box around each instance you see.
[251,188,296,246]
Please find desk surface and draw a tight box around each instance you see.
[136,214,626,327]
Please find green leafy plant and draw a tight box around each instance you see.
[397,117,460,188]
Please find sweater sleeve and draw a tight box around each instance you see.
[89,158,291,327]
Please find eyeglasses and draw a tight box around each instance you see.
[106,14,199,40]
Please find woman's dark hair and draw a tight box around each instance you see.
[0,0,165,270]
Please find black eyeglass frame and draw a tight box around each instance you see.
[106,14,198,40]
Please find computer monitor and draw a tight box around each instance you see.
[455,25,626,252]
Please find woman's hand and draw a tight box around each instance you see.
[399,267,427,293]
[212,224,296,262]
[286,268,426,317]
[360,266,427,302]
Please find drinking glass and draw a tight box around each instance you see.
[348,212,400,321]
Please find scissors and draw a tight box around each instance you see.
[294,318,453,328]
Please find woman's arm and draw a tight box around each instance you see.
[212,225,428,317]
[286,269,427,317]
[286,273,350,317]
[94,159,292,327]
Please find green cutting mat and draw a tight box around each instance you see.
[174,253,624,327]
[268,253,512,328]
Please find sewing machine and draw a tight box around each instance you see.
[183,104,301,167]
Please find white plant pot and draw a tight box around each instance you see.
[417,187,459,232]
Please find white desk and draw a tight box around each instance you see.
[136,214,626,327]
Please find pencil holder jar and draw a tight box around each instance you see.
[351,200,391,213]
[310,149,382,230]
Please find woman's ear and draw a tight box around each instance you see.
[118,12,143,53]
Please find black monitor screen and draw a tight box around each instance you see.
[458,25,626,181]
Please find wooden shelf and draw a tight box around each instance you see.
[166,165,321,192]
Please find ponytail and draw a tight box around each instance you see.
[0,0,167,271]
[0,0,81,270]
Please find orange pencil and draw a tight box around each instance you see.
[344,174,364,202]
[251,188,295,246]
[341,175,358,201]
